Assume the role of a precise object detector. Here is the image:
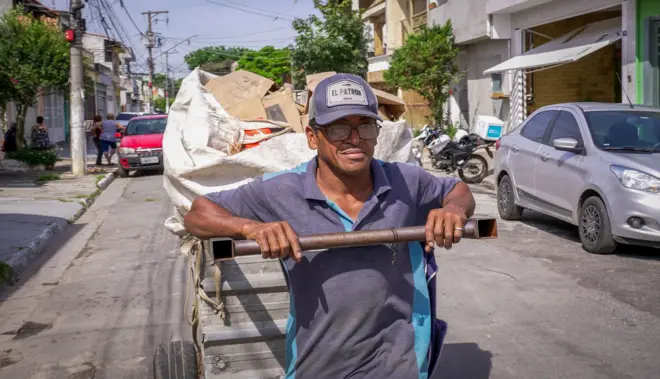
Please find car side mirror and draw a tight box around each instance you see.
[552,138,582,153]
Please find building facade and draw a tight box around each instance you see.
[354,0,432,128]
[637,0,660,106]
[430,0,652,133]
[82,33,138,119]
[2,0,71,144]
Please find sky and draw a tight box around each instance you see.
[50,0,321,78]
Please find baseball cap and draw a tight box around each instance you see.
[309,73,382,126]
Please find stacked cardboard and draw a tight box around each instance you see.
[205,70,304,133]
[204,70,408,139]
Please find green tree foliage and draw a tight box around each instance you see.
[153,96,174,112]
[385,22,460,125]
[152,73,168,89]
[0,8,69,147]
[237,46,291,86]
[183,46,250,72]
[290,0,368,87]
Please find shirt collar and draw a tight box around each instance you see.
[303,157,392,201]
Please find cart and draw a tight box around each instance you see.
[151,220,498,379]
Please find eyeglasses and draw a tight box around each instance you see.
[315,123,381,141]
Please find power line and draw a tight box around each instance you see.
[119,1,145,37]
[217,0,298,18]
[203,0,293,21]
[161,26,291,41]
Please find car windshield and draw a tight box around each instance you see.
[126,118,167,135]
[117,113,137,121]
[584,110,660,152]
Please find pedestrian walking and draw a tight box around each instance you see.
[2,122,18,153]
[99,113,125,165]
[184,74,476,378]
[90,115,103,165]
[30,116,53,150]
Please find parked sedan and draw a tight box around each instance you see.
[494,102,660,254]
[116,115,167,178]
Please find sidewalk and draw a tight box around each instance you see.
[0,139,117,285]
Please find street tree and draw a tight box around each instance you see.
[152,73,169,89]
[153,96,174,112]
[385,22,460,125]
[290,0,368,87]
[237,46,291,86]
[184,46,250,73]
[0,8,69,147]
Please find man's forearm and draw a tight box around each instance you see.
[184,197,259,239]
[442,181,476,218]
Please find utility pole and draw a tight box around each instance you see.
[69,0,86,177]
[142,10,168,113]
[164,50,176,114]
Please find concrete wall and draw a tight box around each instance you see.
[486,0,553,14]
[464,39,511,127]
[0,0,13,15]
[428,0,490,44]
[385,0,407,51]
[511,0,622,29]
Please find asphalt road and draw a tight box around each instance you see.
[1,172,659,379]
[0,173,189,379]
[434,184,660,379]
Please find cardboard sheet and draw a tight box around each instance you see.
[204,70,275,109]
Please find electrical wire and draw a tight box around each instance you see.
[203,0,293,21]
[214,0,298,18]
[161,26,291,41]
[119,1,145,37]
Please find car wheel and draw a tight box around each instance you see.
[117,165,129,178]
[497,175,524,220]
[578,196,617,254]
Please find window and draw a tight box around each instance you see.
[521,111,557,143]
[548,111,583,144]
[126,118,167,136]
[491,73,503,93]
[585,110,660,149]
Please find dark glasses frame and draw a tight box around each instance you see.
[310,120,381,141]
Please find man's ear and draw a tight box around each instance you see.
[306,125,318,150]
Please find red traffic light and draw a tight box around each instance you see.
[65,29,75,42]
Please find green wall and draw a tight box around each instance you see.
[636,0,660,103]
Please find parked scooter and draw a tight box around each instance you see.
[429,132,494,184]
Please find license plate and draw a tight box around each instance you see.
[140,156,159,165]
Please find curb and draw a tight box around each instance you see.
[0,168,119,289]
[97,169,117,190]
[4,219,68,285]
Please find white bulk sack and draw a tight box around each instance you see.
[163,68,417,236]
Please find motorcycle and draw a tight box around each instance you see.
[429,133,493,184]
[413,127,445,166]
[413,124,433,142]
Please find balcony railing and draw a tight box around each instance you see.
[412,10,427,33]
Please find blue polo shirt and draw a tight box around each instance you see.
[206,157,458,379]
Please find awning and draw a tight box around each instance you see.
[484,17,622,75]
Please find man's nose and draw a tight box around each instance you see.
[347,128,361,144]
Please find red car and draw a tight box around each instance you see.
[116,114,167,177]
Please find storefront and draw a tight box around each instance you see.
[637,0,660,106]
[484,0,635,129]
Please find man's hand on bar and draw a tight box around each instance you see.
[241,221,303,262]
[424,205,468,252]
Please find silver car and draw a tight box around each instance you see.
[494,103,660,254]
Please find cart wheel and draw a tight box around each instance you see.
[153,341,199,379]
